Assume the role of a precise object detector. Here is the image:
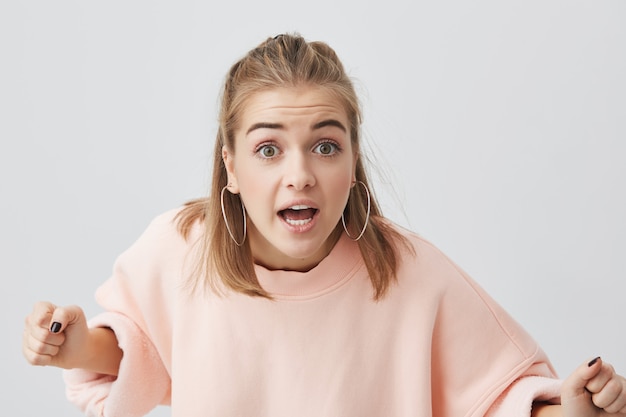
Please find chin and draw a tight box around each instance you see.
[274,240,329,267]
[280,244,323,261]
[250,223,339,269]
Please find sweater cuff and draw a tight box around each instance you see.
[486,376,562,417]
[63,312,170,417]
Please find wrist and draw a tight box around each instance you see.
[531,403,561,417]
[80,327,123,376]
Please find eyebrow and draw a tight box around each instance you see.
[246,122,283,135]
[246,119,347,135]
[312,119,347,132]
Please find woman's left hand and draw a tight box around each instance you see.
[561,357,626,416]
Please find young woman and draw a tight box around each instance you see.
[23,33,626,417]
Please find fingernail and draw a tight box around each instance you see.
[588,356,601,367]
[50,322,62,333]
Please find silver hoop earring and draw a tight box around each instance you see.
[220,185,247,246]
[341,181,371,241]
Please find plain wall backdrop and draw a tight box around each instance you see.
[2,1,624,416]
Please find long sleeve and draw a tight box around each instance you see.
[63,210,183,416]
[412,236,562,416]
[60,210,564,416]
[63,312,170,417]
[486,374,562,416]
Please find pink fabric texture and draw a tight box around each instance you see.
[486,375,562,417]
[64,313,170,417]
[64,209,562,416]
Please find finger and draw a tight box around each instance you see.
[25,332,62,356]
[22,327,63,366]
[27,320,66,345]
[28,301,57,328]
[48,305,85,334]
[22,344,53,366]
[586,362,615,394]
[23,301,65,356]
[590,375,626,413]
[561,357,604,400]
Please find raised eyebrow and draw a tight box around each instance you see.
[246,122,284,135]
[312,119,347,132]
[245,119,347,135]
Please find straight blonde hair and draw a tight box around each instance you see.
[177,33,412,300]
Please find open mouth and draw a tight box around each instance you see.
[278,205,318,226]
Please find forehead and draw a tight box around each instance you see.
[238,86,349,127]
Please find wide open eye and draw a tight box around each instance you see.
[258,144,279,158]
[314,141,339,156]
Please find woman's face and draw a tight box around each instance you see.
[223,86,357,271]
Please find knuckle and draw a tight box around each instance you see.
[33,300,53,313]
[32,325,49,340]
[68,304,84,314]
[29,338,48,353]
[604,379,623,397]
[31,355,50,366]
[23,349,49,366]
[28,326,51,344]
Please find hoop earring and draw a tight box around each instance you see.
[220,185,247,246]
[341,181,371,242]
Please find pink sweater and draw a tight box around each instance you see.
[64,209,561,416]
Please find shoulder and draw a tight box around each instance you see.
[130,208,182,245]
[387,222,461,274]
[115,206,202,273]
[94,207,201,342]
[386,223,542,360]
[96,206,202,305]
[386,222,491,297]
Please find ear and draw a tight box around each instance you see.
[222,145,240,194]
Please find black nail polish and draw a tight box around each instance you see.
[50,322,62,333]
[588,356,601,367]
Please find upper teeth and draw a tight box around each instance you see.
[289,205,310,210]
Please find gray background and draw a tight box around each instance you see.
[2,1,624,416]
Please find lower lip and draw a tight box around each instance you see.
[279,211,319,233]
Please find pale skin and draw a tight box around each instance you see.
[222,86,357,272]
[23,86,626,416]
[22,302,122,376]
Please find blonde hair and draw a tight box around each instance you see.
[177,33,412,300]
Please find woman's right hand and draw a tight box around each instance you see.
[22,301,90,370]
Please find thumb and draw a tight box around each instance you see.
[49,305,86,334]
[562,357,603,399]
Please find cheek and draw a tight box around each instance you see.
[235,166,273,212]
[234,159,264,187]
[325,170,353,206]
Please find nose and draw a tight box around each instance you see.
[282,151,316,190]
